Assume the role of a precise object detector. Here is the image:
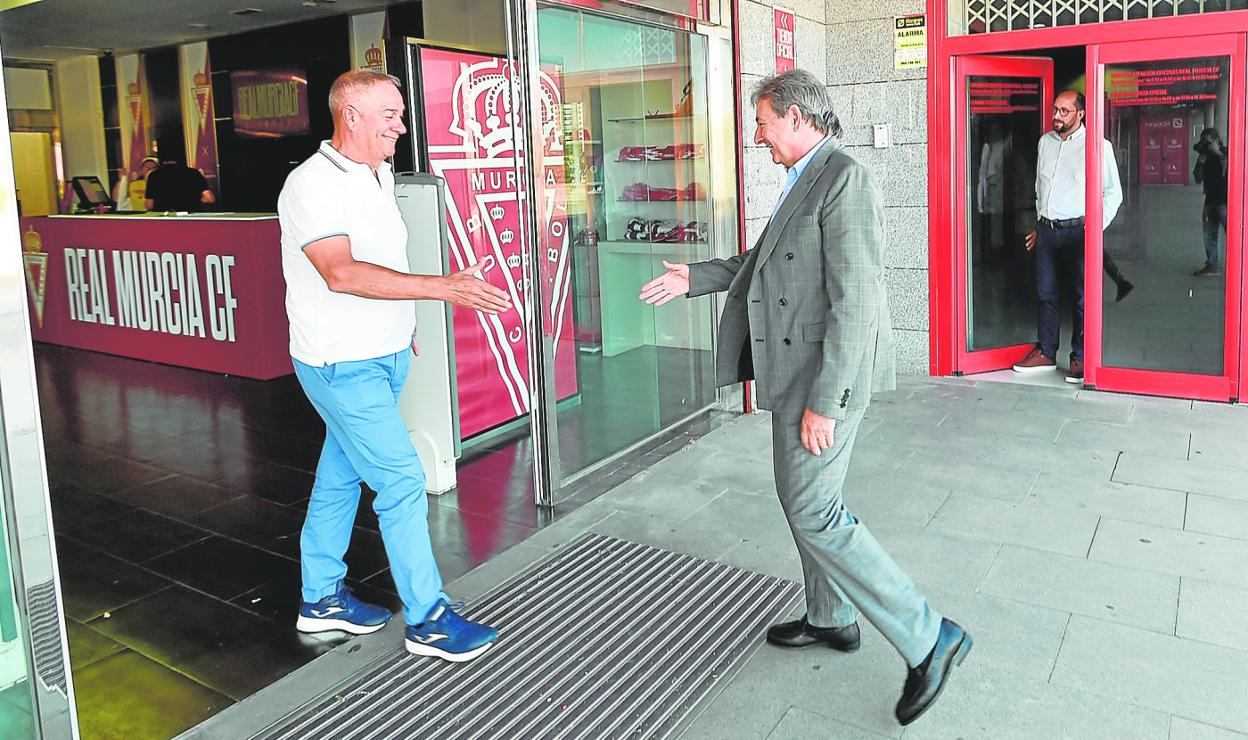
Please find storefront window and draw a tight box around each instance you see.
[536,7,722,479]
[1101,55,1230,375]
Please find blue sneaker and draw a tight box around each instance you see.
[404,600,498,662]
[296,584,392,635]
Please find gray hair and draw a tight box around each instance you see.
[751,69,842,137]
[328,70,402,117]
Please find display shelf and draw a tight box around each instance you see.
[608,114,699,124]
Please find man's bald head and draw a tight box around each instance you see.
[328,70,402,121]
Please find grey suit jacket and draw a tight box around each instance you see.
[688,137,896,420]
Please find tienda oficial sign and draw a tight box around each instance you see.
[774,7,795,73]
[230,68,309,138]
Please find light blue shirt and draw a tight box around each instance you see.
[772,134,833,216]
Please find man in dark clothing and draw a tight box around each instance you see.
[1193,127,1227,277]
[144,159,215,212]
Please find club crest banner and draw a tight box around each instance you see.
[179,42,220,194]
[350,11,388,73]
[115,54,151,184]
[416,47,577,439]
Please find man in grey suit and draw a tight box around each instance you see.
[640,70,970,725]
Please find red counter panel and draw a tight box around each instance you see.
[20,215,292,380]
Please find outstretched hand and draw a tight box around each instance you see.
[639,261,691,306]
[443,257,512,314]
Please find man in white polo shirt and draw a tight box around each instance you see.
[278,70,510,662]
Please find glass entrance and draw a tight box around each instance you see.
[1086,35,1244,399]
[954,56,1054,373]
[525,7,730,496]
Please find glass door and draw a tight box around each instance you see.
[1086,35,1244,400]
[953,56,1054,374]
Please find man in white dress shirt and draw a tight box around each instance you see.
[1013,90,1125,384]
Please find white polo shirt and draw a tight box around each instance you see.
[278,141,415,366]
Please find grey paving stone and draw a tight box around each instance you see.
[766,706,892,739]
[978,545,1179,634]
[716,534,804,584]
[1169,717,1248,740]
[901,664,1170,740]
[587,509,746,561]
[680,677,790,740]
[604,477,730,521]
[1112,453,1248,502]
[1189,431,1248,470]
[1026,472,1186,529]
[724,627,907,737]
[681,488,795,545]
[1050,616,1248,733]
[1010,393,1134,424]
[891,455,1038,503]
[928,590,1070,683]
[1185,494,1248,541]
[843,480,951,528]
[869,520,1002,596]
[935,409,1067,443]
[1088,518,1248,589]
[1177,579,1248,653]
[927,493,1101,557]
[1056,419,1191,460]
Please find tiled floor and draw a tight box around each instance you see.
[34,343,724,738]
[194,375,1248,740]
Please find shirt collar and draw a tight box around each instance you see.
[1049,125,1086,145]
[318,140,391,174]
[788,133,834,180]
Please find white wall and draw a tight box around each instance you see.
[421,0,508,53]
[53,55,108,186]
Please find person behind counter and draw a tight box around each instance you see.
[112,155,159,212]
[144,154,216,212]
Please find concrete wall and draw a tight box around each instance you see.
[738,0,932,374]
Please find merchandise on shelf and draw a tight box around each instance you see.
[623,217,708,243]
[616,143,705,162]
[619,182,706,202]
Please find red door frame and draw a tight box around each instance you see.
[928,3,1248,401]
[951,55,1053,374]
[1086,35,1245,400]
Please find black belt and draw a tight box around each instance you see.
[1038,216,1085,229]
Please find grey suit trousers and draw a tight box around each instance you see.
[771,408,941,667]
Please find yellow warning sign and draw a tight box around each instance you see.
[894,14,927,70]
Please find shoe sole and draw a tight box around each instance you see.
[296,615,389,636]
[1065,375,1084,385]
[404,638,495,663]
[1011,365,1057,374]
[898,633,974,727]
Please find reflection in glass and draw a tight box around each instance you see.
[965,75,1042,352]
[1102,56,1229,375]
[537,8,723,477]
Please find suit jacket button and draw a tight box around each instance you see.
[785,252,794,260]
[779,298,788,307]
[783,338,791,345]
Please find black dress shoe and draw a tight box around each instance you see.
[766,616,860,651]
[895,618,972,726]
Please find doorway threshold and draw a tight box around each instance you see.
[965,367,1078,391]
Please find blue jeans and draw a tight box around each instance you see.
[293,350,444,625]
[1035,223,1085,362]
[1203,202,1227,267]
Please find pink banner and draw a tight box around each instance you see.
[230,68,310,139]
[20,216,291,380]
[116,54,151,186]
[181,42,220,194]
[417,47,577,439]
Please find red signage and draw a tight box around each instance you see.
[230,68,310,139]
[774,7,795,73]
[1138,114,1189,186]
[416,47,578,439]
[19,216,292,380]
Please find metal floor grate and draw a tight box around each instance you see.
[256,533,801,740]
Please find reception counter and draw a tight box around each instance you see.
[19,213,293,380]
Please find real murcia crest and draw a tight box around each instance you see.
[449,58,565,158]
[22,226,48,328]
